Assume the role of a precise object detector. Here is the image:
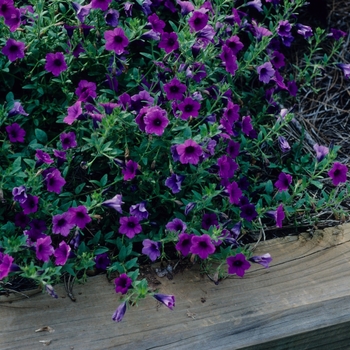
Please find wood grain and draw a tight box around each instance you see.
[1,224,350,350]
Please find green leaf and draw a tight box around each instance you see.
[125,257,138,270]
[94,247,109,255]
[75,183,85,195]
[100,174,108,187]
[35,129,48,144]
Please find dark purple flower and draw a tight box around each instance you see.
[7,101,28,117]
[287,80,298,96]
[197,24,215,44]
[164,78,186,100]
[2,38,25,62]
[44,168,66,194]
[52,212,74,236]
[278,136,290,153]
[189,10,208,32]
[202,213,218,230]
[240,204,258,221]
[296,23,313,38]
[91,0,112,11]
[36,149,54,164]
[176,0,194,15]
[184,202,196,215]
[144,106,169,136]
[141,29,160,41]
[158,32,179,53]
[72,2,92,23]
[12,185,27,203]
[45,284,58,299]
[29,219,46,232]
[142,239,161,261]
[218,155,238,178]
[219,45,238,75]
[4,7,20,32]
[75,80,97,102]
[328,162,347,186]
[72,42,85,58]
[176,233,193,256]
[36,236,54,262]
[20,194,39,215]
[102,194,124,214]
[227,140,240,158]
[124,2,133,16]
[330,28,347,40]
[271,51,285,69]
[130,90,154,113]
[246,0,262,12]
[60,132,77,150]
[277,20,292,37]
[100,102,118,115]
[112,301,127,322]
[176,139,203,165]
[63,101,82,125]
[337,64,350,79]
[114,273,132,294]
[242,116,253,136]
[227,253,251,277]
[165,173,185,194]
[0,252,14,280]
[105,8,119,27]
[122,160,138,180]
[186,62,207,83]
[129,202,148,221]
[14,212,30,228]
[313,144,329,162]
[68,205,91,229]
[190,234,216,259]
[148,13,165,34]
[0,0,15,18]
[45,52,67,76]
[274,172,292,192]
[227,182,242,205]
[252,21,272,39]
[166,218,187,233]
[225,35,244,55]
[54,241,71,265]
[6,123,26,143]
[104,28,129,55]
[266,204,285,227]
[119,216,142,238]
[257,62,275,83]
[178,97,200,120]
[95,252,110,270]
[249,253,272,268]
[153,293,175,310]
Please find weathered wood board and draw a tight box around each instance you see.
[1,224,350,350]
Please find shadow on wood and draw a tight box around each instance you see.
[1,224,350,350]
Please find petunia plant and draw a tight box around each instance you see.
[0,0,349,323]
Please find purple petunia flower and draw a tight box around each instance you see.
[176,0,194,15]
[75,80,97,102]
[91,0,112,11]
[266,204,285,227]
[313,144,329,162]
[337,64,350,79]
[202,213,218,230]
[164,78,186,100]
[176,139,203,165]
[129,202,148,220]
[185,202,196,215]
[104,27,129,55]
[124,2,133,16]
[72,2,92,23]
[14,212,30,229]
[7,101,28,117]
[144,106,169,136]
[12,185,27,203]
[271,51,285,69]
[20,194,39,215]
[227,253,251,277]
[277,20,292,37]
[68,205,91,229]
[178,97,200,120]
[54,241,71,265]
[175,233,193,256]
[219,45,238,75]
[4,7,20,32]
[189,10,208,32]
[45,284,58,299]
[6,123,26,143]
[142,239,161,261]
[45,52,67,76]
[227,182,242,205]
[296,23,313,38]
[0,252,14,280]
[218,155,238,179]
[119,216,142,238]
[102,194,124,214]
[227,140,240,159]
[158,32,179,53]
[246,0,262,11]
[287,80,298,96]
[52,212,74,236]
[0,0,15,18]
[115,273,132,294]
[274,172,292,192]
[95,252,110,270]
[328,162,347,186]
[257,62,275,83]
[130,90,154,113]
[165,173,185,194]
[153,293,175,310]
[2,38,25,62]
[190,234,216,259]
[112,301,127,322]
[225,35,244,55]
[44,168,66,194]
[105,8,119,27]
[36,149,54,165]
[241,116,254,136]
[36,236,54,262]
[63,101,83,125]
[166,218,187,233]
[249,253,272,268]
[148,13,165,34]
[240,204,258,221]
[122,160,139,180]
[278,136,291,153]
[186,62,207,83]
[60,131,77,150]
[329,28,347,40]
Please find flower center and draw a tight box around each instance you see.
[334,170,340,177]
[170,86,179,93]
[54,59,62,67]
[114,35,123,43]
[9,45,18,53]
[194,18,202,26]
[199,241,208,248]
[185,146,195,154]
[233,260,243,267]
[167,38,175,46]
[153,118,161,126]
[57,218,66,227]
[184,104,193,112]
[127,221,135,228]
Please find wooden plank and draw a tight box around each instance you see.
[1,224,350,350]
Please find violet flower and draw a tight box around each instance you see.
[148,13,165,34]
[227,140,240,158]
[95,252,110,270]
[45,284,58,299]
[144,106,169,136]
[313,144,329,162]
[240,204,258,222]
[219,45,238,75]
[142,239,161,261]
[112,301,127,322]
[91,0,112,11]
[0,0,15,18]
[330,28,347,40]
[105,9,119,27]
[119,216,142,238]
[75,80,97,102]
[202,213,218,230]
[218,155,238,178]
[249,253,272,268]
[165,173,185,194]
[14,212,30,229]
[2,38,25,62]
[296,24,313,39]
[266,204,285,227]
[328,162,347,186]
[176,0,194,15]
[176,233,193,256]
[176,139,203,165]
[153,293,175,310]
[178,97,200,120]
[104,28,129,55]
[20,194,39,215]
[227,182,242,205]
[164,78,186,100]
[36,149,54,164]
[60,132,77,150]
[190,234,216,259]
[0,252,14,280]
[158,32,179,53]
[68,205,92,229]
[166,218,187,233]
[227,253,251,277]
[122,160,139,180]
[7,101,28,117]
[274,172,292,192]
[44,168,66,194]
[129,202,148,220]
[5,7,20,32]
[115,273,132,294]
[54,241,71,265]
[45,52,67,76]
[278,136,291,153]
[63,101,83,125]
[337,64,350,79]
[277,20,292,37]
[257,62,275,83]
[184,202,196,215]
[102,194,124,214]
[188,10,208,32]
[52,212,75,236]
[12,185,27,203]
[36,236,54,262]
